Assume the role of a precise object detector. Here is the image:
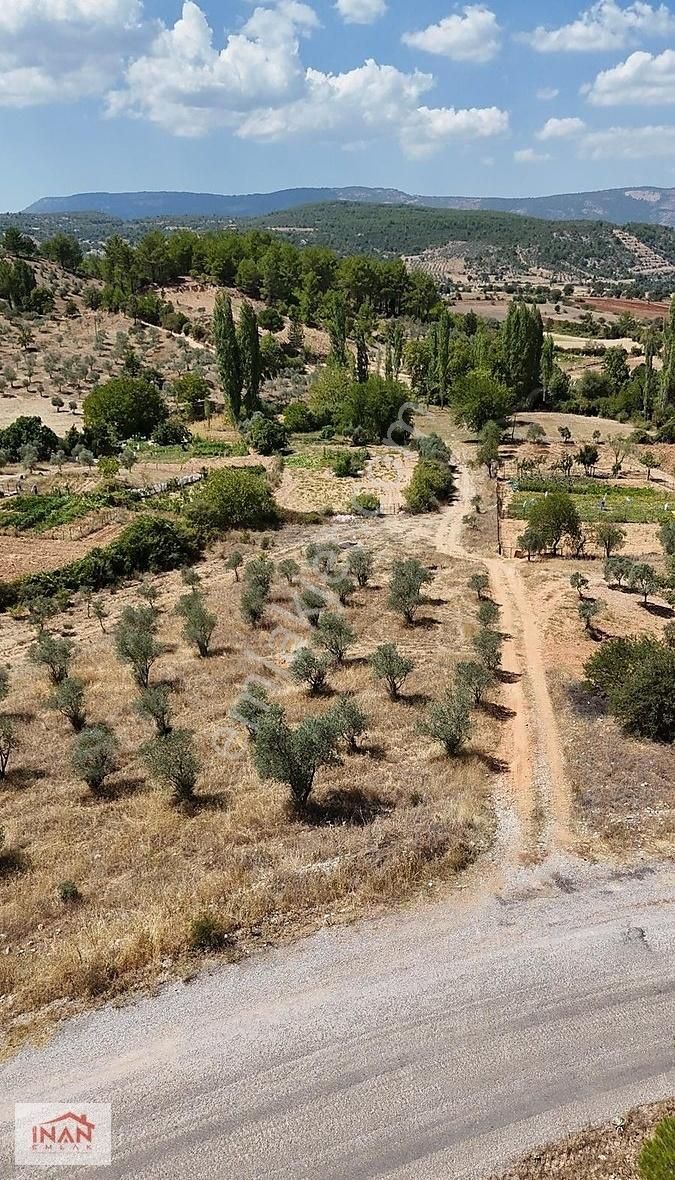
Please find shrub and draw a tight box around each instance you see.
[290,648,330,694]
[347,548,374,587]
[300,588,326,626]
[579,598,602,634]
[593,521,626,558]
[329,694,368,752]
[370,643,414,699]
[477,599,499,627]
[114,605,163,688]
[469,573,490,601]
[352,492,380,515]
[58,880,81,904]
[71,724,119,795]
[404,458,455,514]
[47,676,86,731]
[306,542,340,574]
[639,1117,675,1179]
[185,468,277,538]
[518,526,544,560]
[240,586,268,627]
[570,572,589,599]
[604,555,634,588]
[244,414,289,456]
[225,550,244,580]
[252,705,340,808]
[455,660,493,705]
[388,558,433,625]
[473,627,503,672]
[258,307,284,332]
[418,689,471,756]
[28,632,73,685]
[328,574,355,605]
[153,417,190,446]
[283,401,316,432]
[143,729,200,803]
[585,636,675,742]
[659,519,675,556]
[279,558,300,584]
[176,591,217,657]
[135,684,173,735]
[189,912,228,951]
[244,555,275,594]
[314,611,355,664]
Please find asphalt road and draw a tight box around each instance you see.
[1,857,673,1180]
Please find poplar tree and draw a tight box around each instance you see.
[324,290,349,367]
[502,301,543,398]
[237,300,261,416]
[354,302,374,383]
[213,292,242,421]
[661,296,675,411]
[540,334,555,402]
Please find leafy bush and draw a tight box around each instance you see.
[231,682,271,738]
[352,492,380,515]
[83,376,167,439]
[244,555,275,594]
[244,413,289,456]
[290,648,330,694]
[404,458,455,514]
[473,627,503,672]
[639,1117,675,1180]
[300,588,326,626]
[388,558,433,624]
[185,468,277,537]
[329,694,368,752]
[455,660,493,705]
[114,605,163,688]
[347,548,374,587]
[252,704,340,808]
[283,401,316,432]
[418,689,471,755]
[585,636,675,742]
[176,590,217,657]
[258,307,284,332]
[28,632,74,685]
[71,724,119,795]
[313,611,355,664]
[135,684,173,735]
[240,586,267,627]
[46,676,86,731]
[143,729,200,803]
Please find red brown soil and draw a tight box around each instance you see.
[581,296,671,320]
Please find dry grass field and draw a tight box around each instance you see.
[492,1099,675,1180]
[0,515,501,1048]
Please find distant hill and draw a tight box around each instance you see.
[22,185,675,226]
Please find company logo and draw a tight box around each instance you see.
[15,1104,112,1167]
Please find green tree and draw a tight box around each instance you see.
[585,637,675,743]
[604,556,634,588]
[84,376,167,439]
[313,611,355,664]
[213,292,243,421]
[176,591,217,657]
[347,548,374,587]
[540,334,555,401]
[455,660,493,705]
[370,643,414,699]
[279,558,300,584]
[185,468,277,537]
[629,562,659,605]
[527,492,581,557]
[232,681,271,739]
[240,586,268,627]
[388,558,433,625]
[518,526,544,561]
[135,684,173,735]
[172,372,210,422]
[602,347,630,395]
[238,300,262,416]
[570,572,589,599]
[418,688,471,756]
[575,444,599,476]
[323,290,349,367]
[300,588,326,627]
[469,573,491,600]
[225,551,244,581]
[354,302,374,383]
[114,605,163,688]
[579,598,602,634]
[454,371,513,433]
[502,301,543,398]
[329,693,368,752]
[660,296,675,412]
[290,648,331,694]
[71,725,119,796]
[593,522,626,559]
[28,632,73,685]
[253,705,340,808]
[144,730,200,803]
[473,627,503,672]
[47,676,86,731]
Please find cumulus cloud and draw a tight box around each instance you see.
[109,2,508,154]
[584,48,675,105]
[521,1,675,53]
[0,0,151,106]
[580,123,675,157]
[537,116,586,139]
[402,5,501,64]
[335,0,386,24]
[514,147,552,162]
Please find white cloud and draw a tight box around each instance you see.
[110,2,509,154]
[580,123,675,157]
[402,5,501,63]
[237,60,509,156]
[584,48,675,105]
[108,1,318,136]
[536,87,560,100]
[514,147,552,162]
[537,116,586,139]
[335,0,386,25]
[522,1,675,53]
[0,0,151,106]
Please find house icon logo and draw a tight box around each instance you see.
[15,1103,112,1167]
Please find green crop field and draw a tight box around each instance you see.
[508,483,675,525]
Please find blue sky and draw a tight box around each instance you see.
[3,0,675,209]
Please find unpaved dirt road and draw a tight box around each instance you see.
[0,860,673,1179]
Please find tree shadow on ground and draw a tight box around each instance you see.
[397,691,431,708]
[305,787,393,827]
[641,601,674,619]
[410,616,442,630]
[480,700,516,722]
[496,668,522,685]
[463,749,510,775]
[566,680,607,721]
[4,766,47,791]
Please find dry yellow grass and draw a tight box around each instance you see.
[0,519,499,1047]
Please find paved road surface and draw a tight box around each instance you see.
[1,857,673,1179]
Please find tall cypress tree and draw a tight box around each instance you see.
[324,290,349,367]
[237,300,261,417]
[213,293,243,422]
[661,296,675,412]
[354,302,373,384]
[541,334,555,403]
[503,301,544,399]
[434,309,452,407]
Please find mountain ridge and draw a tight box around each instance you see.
[22,185,675,226]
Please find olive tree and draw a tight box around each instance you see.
[225,550,244,581]
[570,572,589,599]
[579,599,602,635]
[114,605,163,688]
[593,522,626,559]
[388,558,433,625]
[347,548,375,587]
[313,611,355,664]
[176,591,217,657]
[455,660,493,706]
[279,558,300,585]
[47,677,86,731]
[240,586,268,628]
[370,643,414,700]
[300,588,326,627]
[0,717,16,780]
[252,706,340,809]
[473,627,503,673]
[231,682,271,739]
[143,729,200,804]
[71,725,119,796]
[28,632,74,685]
[135,684,173,736]
[329,694,368,753]
[629,562,660,605]
[290,648,330,695]
[468,572,490,601]
[418,689,471,756]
